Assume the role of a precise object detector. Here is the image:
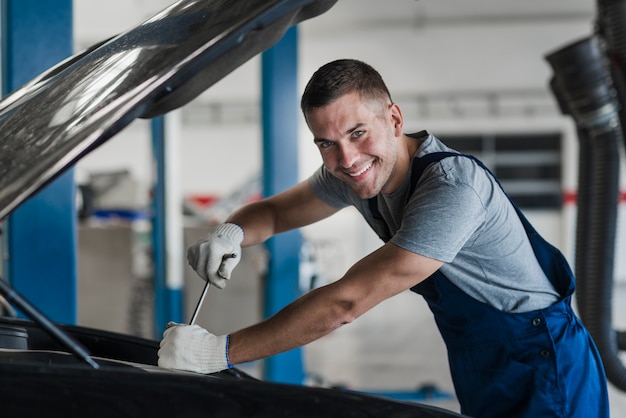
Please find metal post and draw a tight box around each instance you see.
[1,0,76,323]
[261,26,304,384]
[151,116,184,338]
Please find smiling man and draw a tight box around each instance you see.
[158,59,609,418]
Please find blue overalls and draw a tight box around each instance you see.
[368,151,609,418]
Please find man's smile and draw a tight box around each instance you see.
[346,162,373,178]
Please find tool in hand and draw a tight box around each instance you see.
[189,253,237,325]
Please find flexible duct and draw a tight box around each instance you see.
[597,0,626,355]
[546,36,626,391]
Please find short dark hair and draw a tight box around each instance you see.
[300,59,393,116]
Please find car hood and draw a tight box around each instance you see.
[0,0,337,220]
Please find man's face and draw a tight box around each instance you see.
[306,92,403,199]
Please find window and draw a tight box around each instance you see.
[439,133,562,209]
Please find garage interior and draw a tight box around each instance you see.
[2,0,626,415]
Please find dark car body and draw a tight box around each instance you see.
[0,317,465,417]
[0,1,465,416]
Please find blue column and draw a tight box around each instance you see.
[1,0,76,323]
[261,26,304,384]
[151,117,184,338]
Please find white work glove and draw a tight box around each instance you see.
[158,322,231,374]
[187,222,244,289]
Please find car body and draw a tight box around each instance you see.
[0,316,465,417]
[0,1,466,416]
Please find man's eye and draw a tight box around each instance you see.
[319,141,334,149]
[352,130,364,139]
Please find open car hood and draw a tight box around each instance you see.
[0,0,337,220]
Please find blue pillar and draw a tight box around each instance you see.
[151,117,184,338]
[1,0,76,323]
[261,27,304,384]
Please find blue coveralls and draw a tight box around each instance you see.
[369,151,609,418]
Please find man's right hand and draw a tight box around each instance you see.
[158,323,231,373]
[186,223,244,288]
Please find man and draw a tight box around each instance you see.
[158,59,609,417]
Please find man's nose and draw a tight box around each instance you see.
[338,142,358,168]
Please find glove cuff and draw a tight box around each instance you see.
[226,334,233,369]
[215,222,244,244]
[195,333,230,372]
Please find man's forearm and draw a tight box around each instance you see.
[225,242,437,365]
[227,284,351,365]
[225,182,339,248]
[226,201,276,247]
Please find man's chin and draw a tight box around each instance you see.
[333,173,379,199]
[351,186,378,199]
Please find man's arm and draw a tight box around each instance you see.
[226,180,340,247]
[159,181,442,373]
[185,180,339,287]
[227,241,443,365]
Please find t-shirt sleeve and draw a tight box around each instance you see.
[391,159,488,262]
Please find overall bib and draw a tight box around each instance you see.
[369,151,609,418]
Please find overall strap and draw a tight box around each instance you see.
[369,151,575,297]
[367,151,461,241]
[368,151,542,236]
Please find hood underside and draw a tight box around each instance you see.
[0,0,337,220]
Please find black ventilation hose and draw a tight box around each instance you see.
[546,36,626,391]
[597,0,626,353]
[580,128,623,389]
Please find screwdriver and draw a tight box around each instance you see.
[189,253,237,325]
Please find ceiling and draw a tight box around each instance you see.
[73,0,596,49]
[305,0,594,31]
[71,0,597,121]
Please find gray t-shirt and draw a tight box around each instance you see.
[308,133,559,313]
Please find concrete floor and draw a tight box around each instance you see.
[76,223,626,417]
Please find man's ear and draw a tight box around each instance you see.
[389,102,404,136]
